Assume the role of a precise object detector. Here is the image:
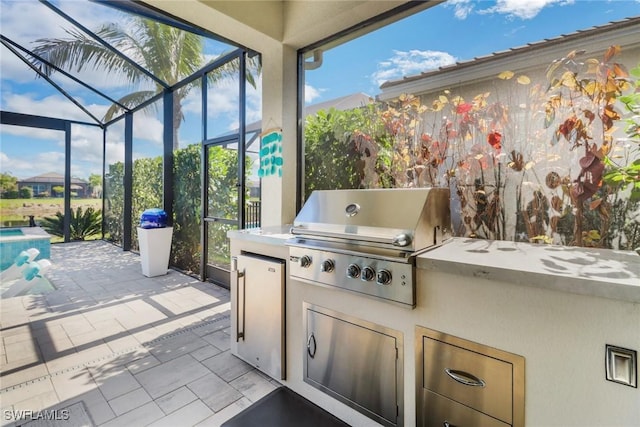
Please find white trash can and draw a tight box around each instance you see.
[137,226,173,277]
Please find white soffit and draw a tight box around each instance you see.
[144,0,418,50]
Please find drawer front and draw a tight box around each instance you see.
[418,389,510,427]
[422,337,513,423]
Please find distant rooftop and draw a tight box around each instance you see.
[20,172,87,184]
[380,15,640,91]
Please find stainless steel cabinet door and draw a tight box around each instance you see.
[234,253,285,379]
[304,303,403,427]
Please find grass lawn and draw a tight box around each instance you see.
[0,197,102,224]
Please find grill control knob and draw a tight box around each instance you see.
[299,255,312,268]
[321,259,335,273]
[346,264,361,279]
[361,266,376,281]
[376,269,392,285]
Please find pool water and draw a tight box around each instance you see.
[0,227,51,271]
[0,229,24,237]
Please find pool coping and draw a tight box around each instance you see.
[0,226,51,242]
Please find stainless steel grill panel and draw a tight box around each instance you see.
[290,246,415,307]
[290,188,450,254]
[287,188,450,307]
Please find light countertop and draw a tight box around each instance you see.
[418,238,640,303]
[227,225,293,246]
[228,228,640,304]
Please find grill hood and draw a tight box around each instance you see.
[291,188,450,254]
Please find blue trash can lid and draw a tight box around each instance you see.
[141,208,166,218]
[140,208,168,228]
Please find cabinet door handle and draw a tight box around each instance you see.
[443,421,457,427]
[231,260,245,342]
[307,333,317,358]
[444,368,486,387]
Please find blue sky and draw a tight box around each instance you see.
[1,0,639,181]
[305,0,640,103]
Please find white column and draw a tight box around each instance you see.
[259,43,298,227]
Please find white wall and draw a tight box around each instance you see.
[257,44,298,226]
[282,266,640,426]
[417,269,640,426]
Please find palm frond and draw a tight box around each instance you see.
[104,90,158,122]
[72,207,102,239]
[30,26,146,85]
[39,212,65,237]
[28,15,262,145]
[40,208,102,241]
[135,19,204,85]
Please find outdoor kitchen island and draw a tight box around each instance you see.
[228,226,640,427]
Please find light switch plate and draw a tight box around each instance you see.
[605,345,637,388]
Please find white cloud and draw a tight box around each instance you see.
[133,112,163,146]
[0,148,67,180]
[305,84,323,104]
[0,122,104,180]
[206,77,242,135]
[479,0,574,20]
[177,73,263,142]
[203,75,264,133]
[0,0,132,89]
[105,122,125,166]
[446,0,475,19]
[70,125,105,164]
[1,121,63,142]
[371,50,457,86]
[227,76,263,130]
[2,92,107,123]
[447,0,575,20]
[246,78,263,125]
[0,1,71,46]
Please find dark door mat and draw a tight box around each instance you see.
[222,386,351,427]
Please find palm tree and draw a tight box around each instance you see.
[30,16,258,149]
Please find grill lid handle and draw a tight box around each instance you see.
[392,233,412,247]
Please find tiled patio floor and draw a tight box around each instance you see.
[0,241,278,426]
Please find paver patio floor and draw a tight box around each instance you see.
[0,241,278,426]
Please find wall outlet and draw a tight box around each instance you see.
[605,345,637,388]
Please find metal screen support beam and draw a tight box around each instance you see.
[238,52,247,228]
[0,111,67,130]
[199,74,207,281]
[1,35,128,113]
[39,0,169,90]
[101,128,107,240]
[64,122,72,242]
[1,37,103,125]
[123,112,133,251]
[163,90,174,225]
[296,51,305,212]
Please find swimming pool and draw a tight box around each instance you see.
[0,227,51,271]
[0,229,24,237]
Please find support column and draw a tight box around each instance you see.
[63,122,71,242]
[260,43,298,226]
[163,90,174,225]
[123,112,133,251]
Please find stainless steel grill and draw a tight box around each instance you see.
[287,188,450,308]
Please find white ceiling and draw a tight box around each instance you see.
[143,0,428,52]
